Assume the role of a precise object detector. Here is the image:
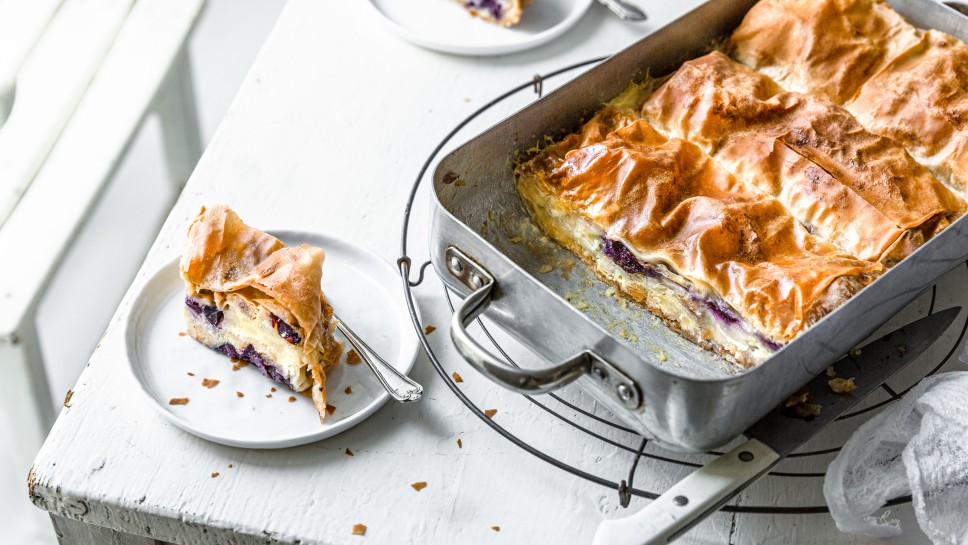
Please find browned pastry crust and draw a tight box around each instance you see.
[517,113,882,349]
[180,205,342,420]
[730,0,968,195]
[458,0,529,27]
[642,51,964,263]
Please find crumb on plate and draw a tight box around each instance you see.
[411,482,427,492]
[345,448,354,456]
[352,524,367,536]
[424,325,437,335]
[63,390,73,408]
[452,372,463,383]
[344,386,353,395]
[326,404,336,415]
[202,378,220,389]
[169,397,189,405]
[347,349,362,365]
[484,409,497,419]
[828,377,857,394]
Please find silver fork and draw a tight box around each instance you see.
[598,0,648,21]
[334,313,422,402]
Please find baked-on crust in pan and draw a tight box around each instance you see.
[642,51,965,264]
[180,205,342,420]
[730,0,968,196]
[516,98,882,366]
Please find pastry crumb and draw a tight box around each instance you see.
[178,332,186,337]
[230,357,240,363]
[202,378,220,389]
[347,349,362,365]
[795,403,823,418]
[536,263,554,273]
[236,391,244,398]
[352,524,367,536]
[300,389,312,398]
[265,394,272,398]
[211,472,220,478]
[424,325,437,335]
[452,372,464,383]
[656,351,668,363]
[484,409,497,419]
[271,387,277,392]
[345,448,354,456]
[169,397,189,405]
[344,386,353,394]
[411,481,427,492]
[491,526,501,532]
[326,404,336,415]
[849,348,862,359]
[457,438,463,449]
[63,390,73,408]
[232,361,249,371]
[826,366,837,378]
[828,377,857,394]
[186,372,195,377]
[784,387,822,418]
[896,345,907,355]
[228,464,234,468]
[288,396,297,403]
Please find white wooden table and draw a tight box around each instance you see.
[28,1,968,543]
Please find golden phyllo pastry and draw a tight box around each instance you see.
[731,0,968,196]
[642,51,964,263]
[516,105,882,366]
[180,205,342,421]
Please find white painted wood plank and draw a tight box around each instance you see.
[27,0,968,544]
[0,0,204,336]
[0,0,64,127]
[0,0,135,225]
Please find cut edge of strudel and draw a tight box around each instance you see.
[456,0,530,27]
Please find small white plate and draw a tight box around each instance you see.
[124,231,419,449]
[368,0,595,56]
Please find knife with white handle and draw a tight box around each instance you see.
[594,307,961,545]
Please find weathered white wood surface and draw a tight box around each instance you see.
[28,0,968,544]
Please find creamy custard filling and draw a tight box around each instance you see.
[529,191,782,366]
[184,295,312,390]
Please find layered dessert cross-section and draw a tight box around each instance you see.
[730,0,968,196]
[641,51,965,264]
[456,0,529,26]
[180,205,343,421]
[515,106,883,366]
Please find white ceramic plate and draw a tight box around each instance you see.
[124,231,419,449]
[368,0,595,56]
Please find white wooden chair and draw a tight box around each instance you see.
[0,0,206,481]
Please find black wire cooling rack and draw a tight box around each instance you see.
[393,58,968,515]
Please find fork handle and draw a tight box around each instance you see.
[336,321,422,402]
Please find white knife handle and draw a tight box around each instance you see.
[594,439,781,545]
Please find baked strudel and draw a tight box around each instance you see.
[642,51,965,264]
[730,0,968,196]
[457,0,529,26]
[516,99,882,366]
[180,205,342,421]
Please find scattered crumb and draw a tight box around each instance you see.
[896,345,907,355]
[326,404,336,415]
[265,394,272,398]
[271,387,277,392]
[457,438,463,449]
[794,403,823,418]
[656,351,668,363]
[237,392,244,398]
[344,386,353,395]
[345,448,354,456]
[352,524,367,536]
[826,366,837,378]
[784,387,823,418]
[211,472,220,478]
[232,361,249,371]
[828,377,857,394]
[454,180,465,187]
[228,464,234,468]
[187,372,195,377]
[452,372,464,383]
[424,325,437,335]
[230,357,240,363]
[785,387,810,408]
[169,398,189,405]
[202,379,220,389]
[605,287,617,298]
[63,390,73,408]
[300,389,312,398]
[849,348,862,359]
[536,263,554,273]
[411,481,427,492]
[560,258,575,279]
[289,396,297,403]
[178,332,187,337]
[347,349,363,365]
[491,526,501,532]
[464,97,471,102]
[484,409,497,419]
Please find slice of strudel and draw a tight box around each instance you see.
[179,205,343,421]
[456,0,529,27]
[516,106,883,366]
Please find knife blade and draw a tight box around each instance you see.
[594,306,961,545]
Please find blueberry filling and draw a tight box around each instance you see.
[185,297,223,327]
[464,0,504,19]
[216,342,290,386]
[601,237,781,352]
[269,314,302,345]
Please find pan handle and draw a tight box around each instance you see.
[446,246,641,407]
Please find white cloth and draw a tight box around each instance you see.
[823,372,968,545]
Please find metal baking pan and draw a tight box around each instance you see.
[429,0,968,452]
